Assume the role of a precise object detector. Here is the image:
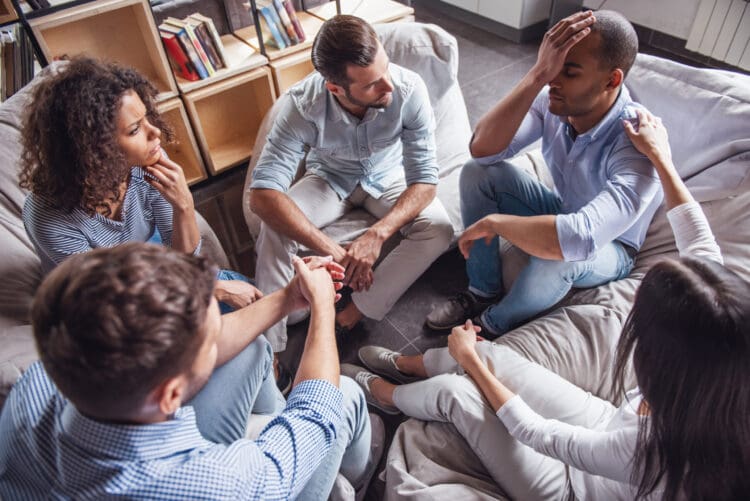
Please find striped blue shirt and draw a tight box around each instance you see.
[0,362,343,500]
[23,167,201,274]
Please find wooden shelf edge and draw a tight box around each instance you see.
[175,53,269,93]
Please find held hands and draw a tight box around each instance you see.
[533,10,595,83]
[289,255,345,311]
[143,154,194,213]
[340,229,384,292]
[458,216,498,259]
[448,319,483,368]
[214,280,264,309]
[623,109,673,167]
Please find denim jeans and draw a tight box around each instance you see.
[188,336,372,498]
[460,159,635,336]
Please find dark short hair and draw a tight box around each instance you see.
[311,14,379,86]
[32,243,217,419]
[19,57,173,216]
[591,10,638,77]
[614,257,750,500]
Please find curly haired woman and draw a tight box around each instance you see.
[20,57,261,310]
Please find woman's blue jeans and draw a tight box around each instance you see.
[460,159,635,336]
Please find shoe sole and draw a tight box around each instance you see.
[424,318,460,332]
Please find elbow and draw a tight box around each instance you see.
[249,189,271,218]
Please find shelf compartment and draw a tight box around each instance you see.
[306,0,414,24]
[183,66,276,175]
[233,10,323,62]
[28,0,177,100]
[174,32,268,93]
[0,0,18,24]
[157,97,207,185]
[269,48,313,95]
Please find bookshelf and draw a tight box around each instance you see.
[268,47,312,94]
[156,97,206,185]
[306,0,415,24]
[0,0,17,25]
[173,31,268,93]
[183,66,275,175]
[27,0,178,100]
[233,10,323,62]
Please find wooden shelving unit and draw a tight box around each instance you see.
[27,0,177,100]
[156,97,206,185]
[268,48,313,95]
[306,0,414,23]
[173,32,268,93]
[0,0,18,24]
[183,66,275,175]
[233,10,323,62]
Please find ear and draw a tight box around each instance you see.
[607,68,624,90]
[156,375,186,416]
[325,80,344,97]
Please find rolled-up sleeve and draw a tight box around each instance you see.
[473,91,546,166]
[243,379,344,499]
[251,97,315,193]
[401,77,439,186]
[556,146,660,262]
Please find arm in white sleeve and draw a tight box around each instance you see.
[666,202,722,264]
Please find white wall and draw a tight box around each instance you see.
[583,0,702,39]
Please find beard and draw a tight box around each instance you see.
[343,85,392,110]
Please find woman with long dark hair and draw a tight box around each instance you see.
[20,57,260,309]
[343,109,750,499]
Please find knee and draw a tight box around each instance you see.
[339,376,368,430]
[429,374,486,419]
[459,158,487,199]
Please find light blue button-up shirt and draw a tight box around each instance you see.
[477,86,663,262]
[251,63,439,199]
[0,362,343,500]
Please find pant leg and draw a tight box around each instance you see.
[351,178,454,320]
[421,342,617,428]
[393,374,568,500]
[295,377,372,501]
[187,335,285,444]
[460,159,561,297]
[254,173,350,352]
[481,240,634,336]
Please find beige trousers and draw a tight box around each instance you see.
[255,172,453,352]
[392,343,618,500]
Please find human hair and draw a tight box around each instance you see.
[19,56,173,216]
[613,257,750,500]
[590,10,638,78]
[311,14,379,87]
[31,243,217,420]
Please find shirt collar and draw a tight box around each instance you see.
[61,403,210,461]
[327,91,387,125]
[558,86,631,141]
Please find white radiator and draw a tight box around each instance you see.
[686,0,750,70]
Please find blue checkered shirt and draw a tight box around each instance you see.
[0,362,343,500]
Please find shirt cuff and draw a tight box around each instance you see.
[192,238,203,257]
[286,379,344,423]
[249,178,289,193]
[495,395,537,435]
[555,214,594,262]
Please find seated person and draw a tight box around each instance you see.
[249,15,453,352]
[427,10,663,337]
[20,57,259,310]
[343,110,750,499]
[0,243,383,499]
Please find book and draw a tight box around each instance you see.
[272,0,299,45]
[282,0,306,43]
[159,22,209,79]
[188,13,229,68]
[160,30,200,81]
[164,17,215,76]
[255,1,288,50]
[185,17,224,71]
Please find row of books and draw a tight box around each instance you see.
[0,27,35,101]
[159,13,228,82]
[251,0,307,51]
